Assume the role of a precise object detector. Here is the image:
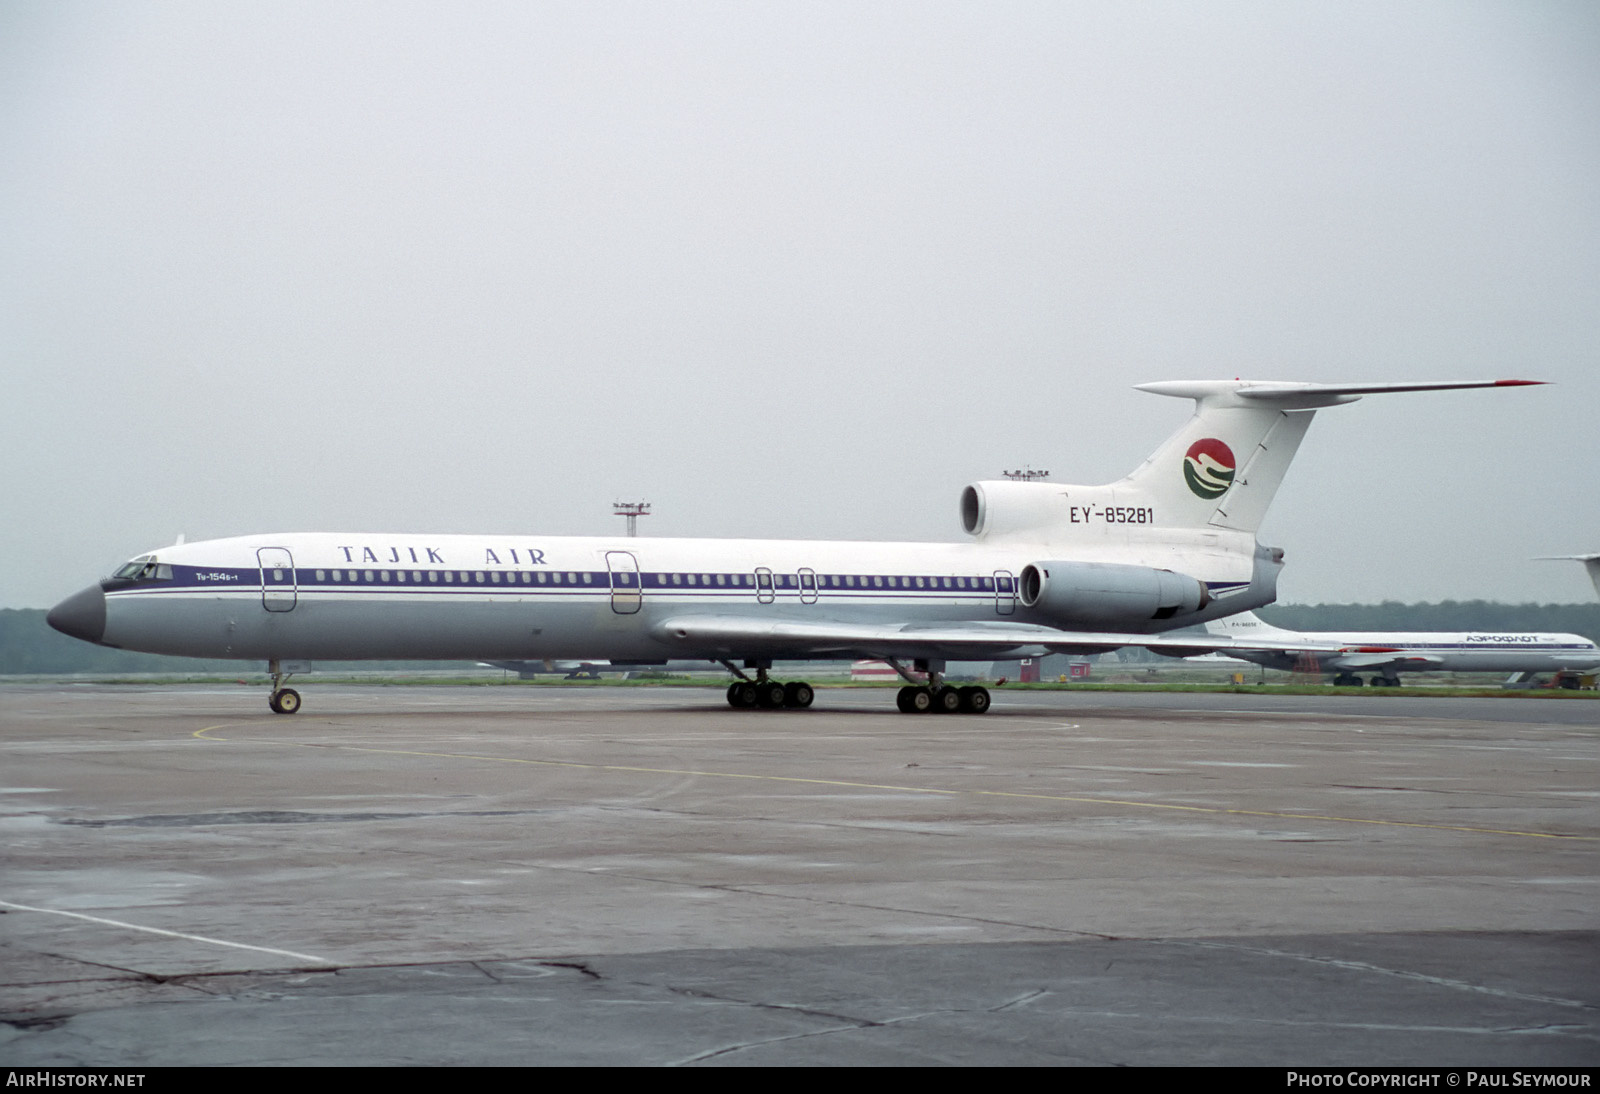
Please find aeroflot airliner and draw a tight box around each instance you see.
[47,379,1539,715]
[1171,610,1600,687]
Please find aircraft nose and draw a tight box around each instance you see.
[47,584,107,645]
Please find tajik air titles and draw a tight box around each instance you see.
[333,544,549,566]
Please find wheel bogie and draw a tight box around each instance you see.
[958,685,991,714]
[897,686,933,713]
[784,681,815,709]
[727,679,815,710]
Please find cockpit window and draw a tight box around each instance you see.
[112,556,172,581]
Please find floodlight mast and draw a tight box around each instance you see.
[613,501,651,537]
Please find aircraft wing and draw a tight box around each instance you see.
[1328,652,1444,670]
[651,616,1362,662]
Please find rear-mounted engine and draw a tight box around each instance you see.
[1018,560,1209,627]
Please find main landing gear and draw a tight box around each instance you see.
[267,659,301,715]
[889,658,991,715]
[1331,672,1402,688]
[895,684,990,714]
[722,663,815,710]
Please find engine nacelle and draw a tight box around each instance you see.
[960,480,1065,538]
[1018,560,1210,628]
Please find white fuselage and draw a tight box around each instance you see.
[81,529,1275,664]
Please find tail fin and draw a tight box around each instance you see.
[1201,609,1291,637]
[1119,380,1543,534]
[1538,554,1600,600]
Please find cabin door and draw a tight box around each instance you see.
[993,570,1016,616]
[605,551,642,614]
[258,548,297,612]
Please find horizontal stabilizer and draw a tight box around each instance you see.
[1137,379,1545,411]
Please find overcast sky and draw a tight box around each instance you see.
[3,0,1597,609]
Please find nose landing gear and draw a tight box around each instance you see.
[267,660,302,714]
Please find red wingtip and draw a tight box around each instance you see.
[1494,379,1548,386]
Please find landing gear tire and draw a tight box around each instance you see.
[932,686,963,714]
[269,688,301,715]
[897,686,933,714]
[1373,675,1400,688]
[757,681,788,709]
[783,681,814,709]
[728,682,759,708]
[958,686,991,714]
[1333,674,1361,687]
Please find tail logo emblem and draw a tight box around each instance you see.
[1183,438,1236,499]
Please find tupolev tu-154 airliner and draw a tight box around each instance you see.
[47,379,1540,715]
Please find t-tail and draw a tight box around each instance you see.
[958,379,1541,631]
[962,380,1543,541]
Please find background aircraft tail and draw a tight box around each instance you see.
[1538,553,1600,600]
